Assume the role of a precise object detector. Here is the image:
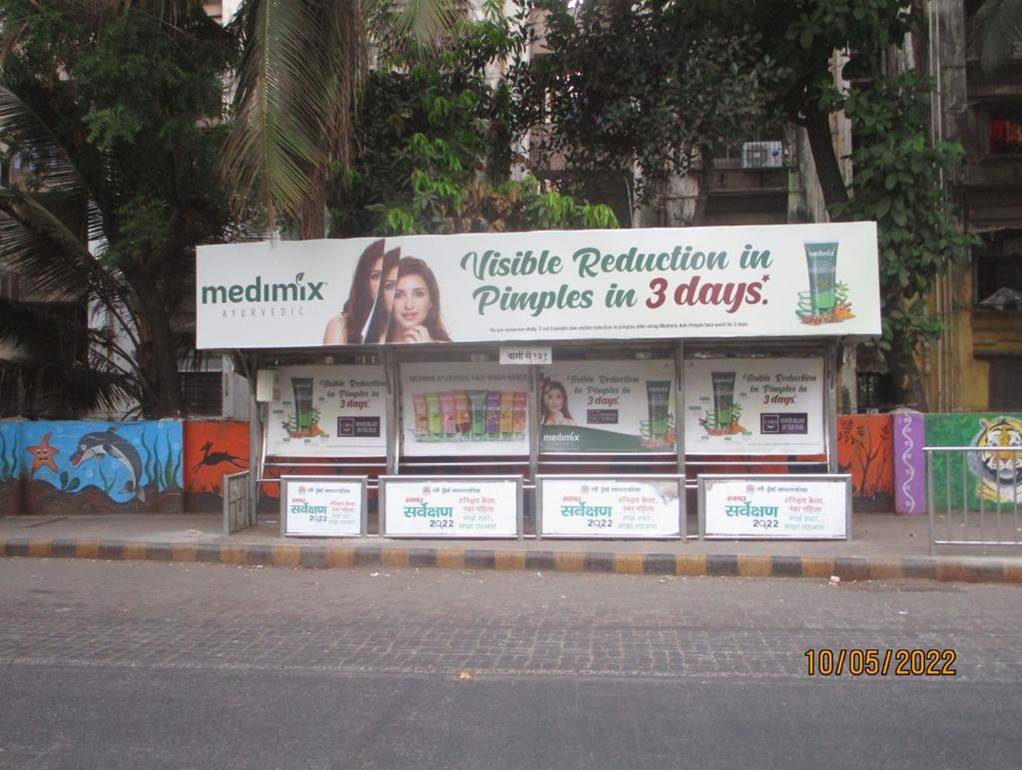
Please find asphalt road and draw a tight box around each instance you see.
[1,558,1020,769]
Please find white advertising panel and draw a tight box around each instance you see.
[381,477,521,538]
[539,476,684,538]
[400,362,529,457]
[196,223,881,349]
[700,475,850,539]
[266,365,387,457]
[684,357,825,455]
[282,476,366,537]
[539,360,676,453]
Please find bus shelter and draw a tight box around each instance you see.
[196,222,879,541]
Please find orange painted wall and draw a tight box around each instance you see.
[183,421,248,511]
[837,415,894,511]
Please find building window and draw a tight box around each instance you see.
[180,371,222,416]
[989,114,1022,155]
[989,358,1022,410]
[857,372,895,413]
[975,231,1022,309]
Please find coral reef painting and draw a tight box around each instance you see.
[21,421,183,513]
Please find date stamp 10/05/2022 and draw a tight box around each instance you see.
[804,648,957,677]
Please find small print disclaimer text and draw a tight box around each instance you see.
[804,648,957,677]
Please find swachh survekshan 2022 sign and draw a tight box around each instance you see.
[195,222,880,349]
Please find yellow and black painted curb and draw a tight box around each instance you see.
[2,537,1021,583]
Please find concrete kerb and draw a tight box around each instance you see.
[2,537,1022,583]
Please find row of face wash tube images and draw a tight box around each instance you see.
[412,391,529,441]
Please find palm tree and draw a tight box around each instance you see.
[0,0,234,417]
[222,0,459,238]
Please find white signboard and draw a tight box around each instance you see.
[196,223,881,349]
[381,477,521,538]
[700,475,851,540]
[684,357,825,455]
[267,365,387,457]
[539,359,676,453]
[256,369,279,402]
[400,362,530,457]
[500,346,552,365]
[538,476,684,538]
[281,476,366,537]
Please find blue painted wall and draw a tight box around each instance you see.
[8,420,184,514]
[0,421,22,482]
[0,421,23,514]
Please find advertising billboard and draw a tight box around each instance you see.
[196,223,880,349]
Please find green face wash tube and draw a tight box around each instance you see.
[412,393,428,437]
[469,390,487,439]
[485,391,501,437]
[804,241,838,316]
[711,372,736,430]
[454,391,470,439]
[426,392,442,440]
[645,381,672,441]
[292,378,314,433]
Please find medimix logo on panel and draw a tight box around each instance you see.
[200,272,326,318]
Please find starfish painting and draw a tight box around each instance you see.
[26,432,60,475]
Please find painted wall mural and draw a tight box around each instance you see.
[0,421,24,515]
[21,421,183,514]
[183,421,249,512]
[837,415,894,512]
[924,413,1022,512]
[10,414,1016,518]
[892,411,925,515]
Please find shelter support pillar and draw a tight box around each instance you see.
[246,351,262,518]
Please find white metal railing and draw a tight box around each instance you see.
[926,446,1022,554]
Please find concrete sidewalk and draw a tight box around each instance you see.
[2,512,1021,583]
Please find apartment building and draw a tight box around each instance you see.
[922,0,1022,411]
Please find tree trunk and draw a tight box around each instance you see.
[486,86,513,184]
[298,170,327,240]
[691,150,714,226]
[130,282,183,418]
[804,109,850,216]
[145,312,184,418]
[882,341,929,411]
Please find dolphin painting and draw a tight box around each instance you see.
[69,428,146,502]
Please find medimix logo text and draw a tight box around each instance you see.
[201,273,326,318]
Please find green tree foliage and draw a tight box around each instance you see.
[510,0,785,219]
[0,0,235,417]
[831,72,975,408]
[224,0,460,237]
[328,9,617,236]
[727,0,914,212]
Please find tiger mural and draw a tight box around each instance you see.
[967,416,1022,504]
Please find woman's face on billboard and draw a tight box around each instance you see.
[393,273,431,329]
[543,386,563,414]
[368,258,398,312]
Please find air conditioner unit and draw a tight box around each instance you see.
[741,141,784,169]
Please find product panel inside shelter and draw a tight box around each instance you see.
[251,336,835,534]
